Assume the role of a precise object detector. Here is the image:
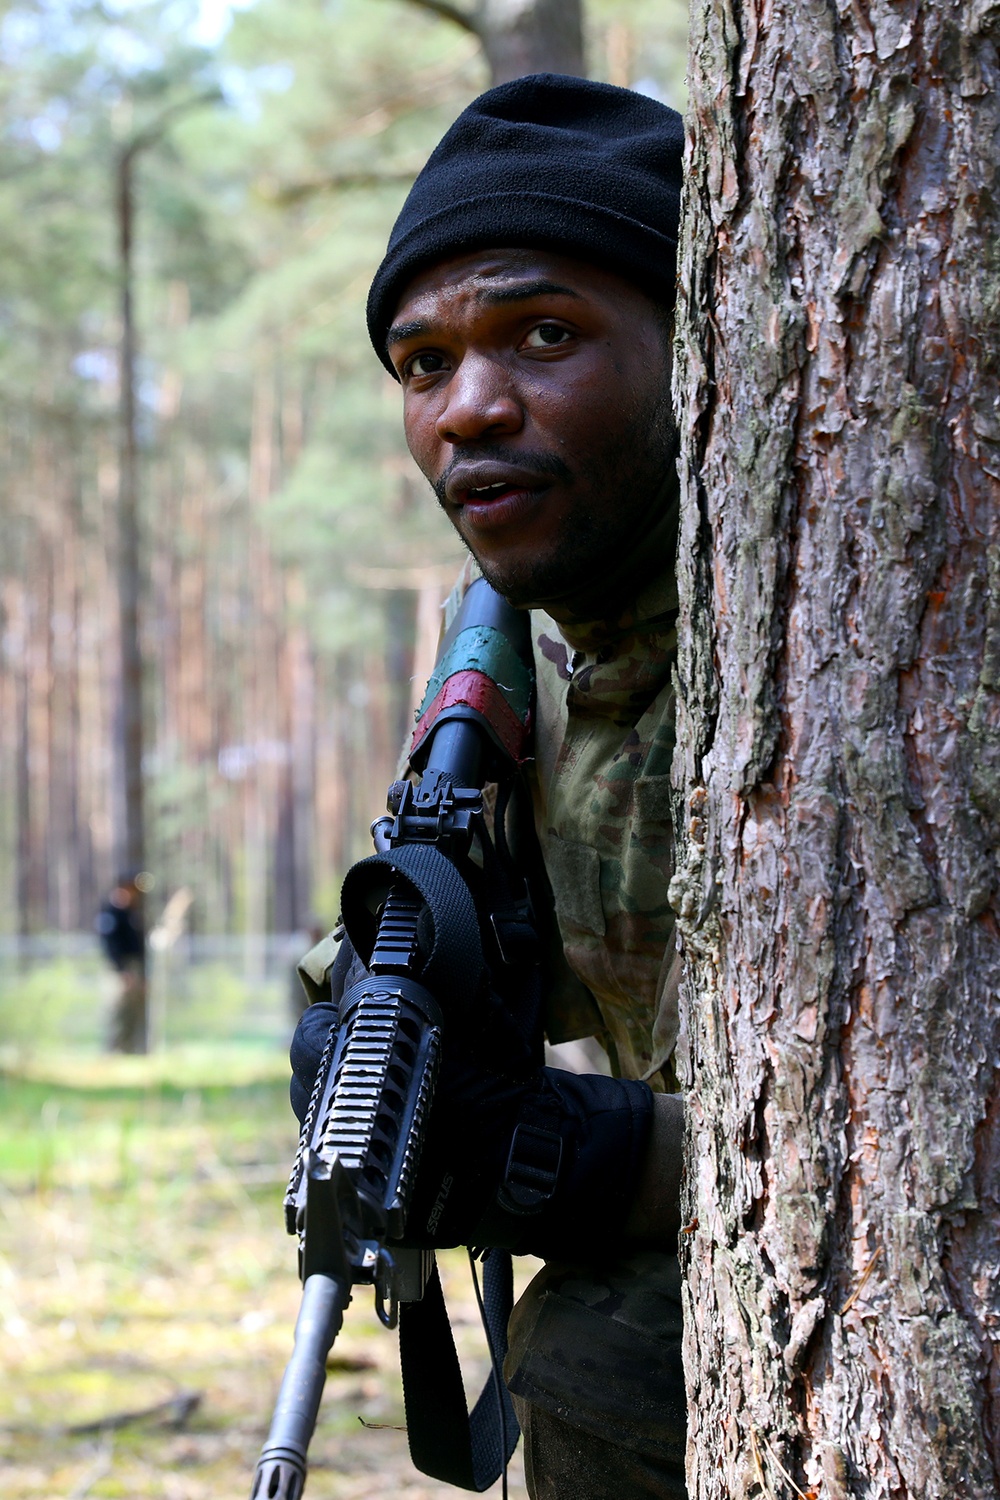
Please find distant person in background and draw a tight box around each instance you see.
[95,873,147,1053]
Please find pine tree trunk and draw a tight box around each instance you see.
[475,0,583,84]
[406,0,584,84]
[116,146,146,884]
[671,0,1000,1495]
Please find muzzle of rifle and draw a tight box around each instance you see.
[248,1271,349,1500]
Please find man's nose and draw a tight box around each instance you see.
[436,354,523,444]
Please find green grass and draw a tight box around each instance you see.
[0,1052,529,1498]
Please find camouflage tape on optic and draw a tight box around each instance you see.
[410,624,535,764]
[411,670,529,762]
[415,625,534,723]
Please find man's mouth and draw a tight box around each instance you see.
[436,452,572,536]
[449,476,548,535]
[462,480,524,503]
[442,456,563,511]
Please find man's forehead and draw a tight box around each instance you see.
[390,247,592,325]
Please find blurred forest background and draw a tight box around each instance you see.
[0,0,686,1054]
[0,4,688,1495]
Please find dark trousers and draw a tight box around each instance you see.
[504,1250,688,1500]
[106,957,147,1053]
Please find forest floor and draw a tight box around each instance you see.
[0,1051,531,1499]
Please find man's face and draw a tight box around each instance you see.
[387,248,674,608]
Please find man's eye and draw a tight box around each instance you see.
[522,323,572,350]
[406,351,448,377]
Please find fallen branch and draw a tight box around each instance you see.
[66,1389,201,1436]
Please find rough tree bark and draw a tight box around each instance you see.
[405,0,584,84]
[671,0,1000,1496]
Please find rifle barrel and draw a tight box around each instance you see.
[249,1272,350,1500]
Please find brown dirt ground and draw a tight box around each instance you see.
[0,1055,533,1499]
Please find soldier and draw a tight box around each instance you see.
[95,870,147,1053]
[294,76,688,1498]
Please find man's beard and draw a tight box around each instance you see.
[431,389,677,612]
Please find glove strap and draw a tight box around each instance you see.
[497,1122,563,1215]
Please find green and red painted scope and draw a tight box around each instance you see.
[409,578,535,777]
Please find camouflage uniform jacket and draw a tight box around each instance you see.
[439,498,680,1092]
[525,581,678,1090]
[300,506,680,1092]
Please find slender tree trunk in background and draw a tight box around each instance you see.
[109,99,212,1032]
[475,0,583,84]
[41,534,58,929]
[63,477,85,930]
[26,539,50,935]
[384,588,417,758]
[246,359,277,960]
[672,0,1000,1494]
[116,148,146,884]
[91,439,120,902]
[286,573,316,931]
[115,144,148,1050]
[407,0,584,84]
[12,584,32,948]
[275,598,297,934]
[412,581,447,723]
[16,674,32,947]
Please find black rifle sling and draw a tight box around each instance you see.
[399,1250,518,1491]
[340,841,520,1491]
[340,843,484,1009]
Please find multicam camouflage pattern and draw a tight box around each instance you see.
[528,578,679,1090]
[442,507,680,1092]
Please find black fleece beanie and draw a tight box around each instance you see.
[367,73,684,375]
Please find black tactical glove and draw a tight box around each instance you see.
[290,968,654,1260]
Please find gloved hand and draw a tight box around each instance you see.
[290,957,654,1260]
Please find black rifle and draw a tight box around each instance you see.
[249,578,536,1500]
